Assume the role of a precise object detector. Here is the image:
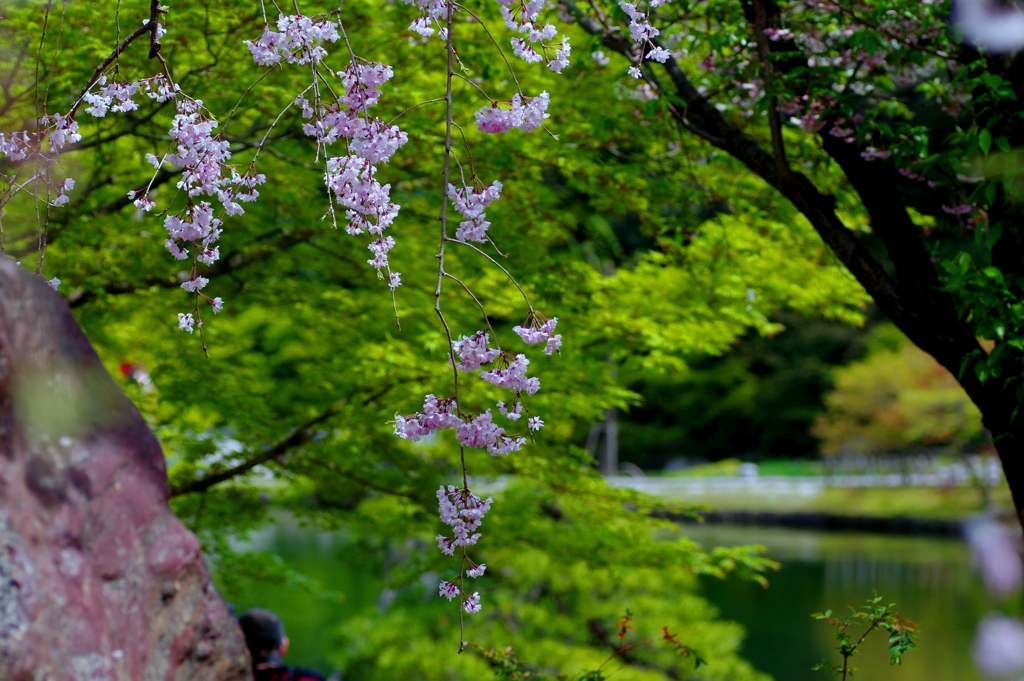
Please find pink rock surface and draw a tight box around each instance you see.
[0,258,251,681]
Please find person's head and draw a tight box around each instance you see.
[238,608,290,663]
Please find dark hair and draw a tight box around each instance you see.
[238,608,285,661]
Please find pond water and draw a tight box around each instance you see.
[227,522,1019,680]
[683,524,1017,681]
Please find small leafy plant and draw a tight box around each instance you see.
[812,594,918,680]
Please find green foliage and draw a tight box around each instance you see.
[812,594,918,681]
[333,494,770,681]
[813,325,985,456]
[0,0,949,677]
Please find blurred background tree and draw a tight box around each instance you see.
[813,325,987,458]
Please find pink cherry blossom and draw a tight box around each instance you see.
[966,518,1023,597]
[646,46,671,63]
[244,14,340,66]
[473,92,550,134]
[439,580,461,600]
[974,615,1024,677]
[436,485,493,556]
[463,592,482,614]
[452,331,500,371]
[177,313,196,333]
[394,395,463,441]
[456,410,506,449]
[481,353,541,394]
[448,181,503,243]
[513,315,561,354]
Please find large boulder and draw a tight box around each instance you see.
[0,257,251,680]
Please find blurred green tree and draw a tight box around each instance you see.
[813,325,987,457]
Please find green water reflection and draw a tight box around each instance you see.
[686,524,1014,681]
[226,526,383,676]
[226,522,1016,680]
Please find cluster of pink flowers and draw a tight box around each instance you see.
[860,146,891,161]
[244,14,339,66]
[43,113,82,151]
[479,352,540,396]
[447,180,503,243]
[393,395,463,441]
[36,71,242,327]
[474,92,550,133]
[395,317,557,462]
[341,62,395,113]
[0,130,31,160]
[52,178,75,207]
[764,27,794,41]
[246,14,408,292]
[436,484,493,555]
[452,331,500,370]
[82,76,142,117]
[402,0,448,38]
[435,486,491,614]
[617,0,675,78]
[621,1,660,43]
[137,94,265,320]
[291,56,407,290]
[491,0,572,72]
[782,95,832,133]
[513,313,561,355]
[0,110,80,179]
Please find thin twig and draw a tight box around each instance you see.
[454,2,523,96]
[445,237,533,310]
[387,97,446,125]
[443,271,502,350]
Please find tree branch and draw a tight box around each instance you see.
[169,406,342,497]
[168,382,394,498]
[68,0,163,118]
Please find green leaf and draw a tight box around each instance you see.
[983,266,1004,283]
[988,222,1004,248]
[976,361,991,383]
[980,128,993,155]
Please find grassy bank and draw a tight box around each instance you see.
[676,483,1013,521]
